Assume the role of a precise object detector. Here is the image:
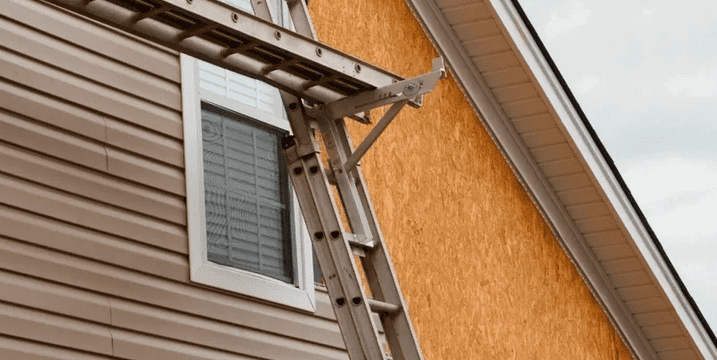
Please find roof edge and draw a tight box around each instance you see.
[506,0,717,353]
[402,0,655,358]
[403,0,717,357]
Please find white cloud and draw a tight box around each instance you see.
[574,76,600,95]
[542,1,592,40]
[622,155,717,239]
[666,66,717,98]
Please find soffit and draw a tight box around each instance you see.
[405,0,717,359]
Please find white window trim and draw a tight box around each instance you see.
[181,53,315,312]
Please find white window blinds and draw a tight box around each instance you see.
[202,104,293,283]
[199,0,287,121]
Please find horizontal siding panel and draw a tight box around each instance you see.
[0,109,107,172]
[609,270,652,288]
[625,297,672,314]
[657,349,699,360]
[0,301,113,355]
[472,52,520,73]
[0,47,182,139]
[574,215,619,233]
[564,201,611,220]
[3,0,179,82]
[556,187,602,206]
[539,158,583,178]
[0,334,114,360]
[463,35,512,56]
[651,337,693,352]
[502,97,548,118]
[112,329,256,360]
[547,172,593,192]
[0,173,187,254]
[452,20,500,41]
[0,14,180,110]
[110,298,348,360]
[0,237,345,350]
[591,243,634,261]
[511,113,554,133]
[583,229,625,247]
[0,78,182,167]
[634,311,677,327]
[441,2,491,24]
[617,284,662,302]
[0,204,187,281]
[601,257,644,274]
[106,119,184,168]
[521,127,565,148]
[107,148,186,196]
[0,270,110,324]
[493,82,539,104]
[0,142,186,225]
[0,78,105,141]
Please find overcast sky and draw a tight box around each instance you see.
[520,0,717,332]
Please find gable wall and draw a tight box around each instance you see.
[309,0,634,358]
[0,1,347,359]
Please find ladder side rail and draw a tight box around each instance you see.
[40,0,421,106]
[317,116,375,243]
[323,117,425,360]
[283,136,386,360]
[255,1,388,358]
[283,2,430,358]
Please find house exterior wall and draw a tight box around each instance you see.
[0,0,640,359]
[310,0,634,358]
[0,1,347,359]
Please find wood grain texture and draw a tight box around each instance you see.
[310,0,634,358]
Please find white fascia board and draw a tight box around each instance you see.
[404,0,656,358]
[484,0,717,358]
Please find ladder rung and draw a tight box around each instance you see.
[220,41,257,58]
[176,23,220,41]
[262,58,300,75]
[367,299,400,315]
[302,74,338,90]
[344,232,374,257]
[129,4,169,23]
[45,0,419,108]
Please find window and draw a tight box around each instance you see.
[181,0,315,311]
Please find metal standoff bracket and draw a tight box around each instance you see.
[311,57,446,172]
[318,57,446,120]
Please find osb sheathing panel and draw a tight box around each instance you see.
[310,1,634,359]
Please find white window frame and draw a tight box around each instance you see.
[181,53,315,312]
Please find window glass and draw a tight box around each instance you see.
[202,104,293,283]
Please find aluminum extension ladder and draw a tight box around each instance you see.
[42,0,444,358]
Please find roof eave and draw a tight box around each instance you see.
[403,0,717,358]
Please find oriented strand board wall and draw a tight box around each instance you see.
[310,1,634,359]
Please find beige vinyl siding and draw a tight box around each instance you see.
[0,0,346,359]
